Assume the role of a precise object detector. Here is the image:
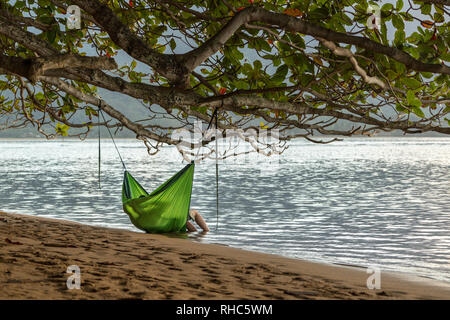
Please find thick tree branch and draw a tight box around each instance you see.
[28,55,117,83]
[33,63,450,137]
[0,19,57,56]
[183,8,253,71]
[0,53,117,83]
[0,55,32,79]
[70,0,188,86]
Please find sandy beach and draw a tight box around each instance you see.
[0,211,449,300]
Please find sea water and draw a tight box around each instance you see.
[0,137,449,283]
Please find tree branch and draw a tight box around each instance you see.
[0,53,117,83]
[40,76,179,145]
[28,54,117,83]
[318,38,387,90]
[0,19,57,56]
[417,0,450,5]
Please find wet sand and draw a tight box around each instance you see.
[0,211,449,299]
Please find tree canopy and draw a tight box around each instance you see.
[0,0,449,159]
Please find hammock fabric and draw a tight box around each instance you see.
[122,162,195,233]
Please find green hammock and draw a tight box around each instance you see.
[122,163,195,233]
[97,104,218,234]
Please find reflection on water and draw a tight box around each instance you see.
[0,137,449,282]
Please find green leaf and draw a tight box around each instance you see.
[394,30,405,45]
[272,65,288,84]
[253,60,262,70]
[35,92,45,101]
[309,7,329,20]
[392,15,404,30]
[407,90,421,108]
[403,78,422,89]
[433,12,444,23]
[15,1,26,8]
[406,45,420,59]
[38,15,55,24]
[420,72,433,79]
[169,38,176,51]
[381,3,393,13]
[47,30,57,44]
[255,38,271,52]
[412,106,425,118]
[56,123,69,136]
[421,4,431,15]
[396,104,408,113]
[293,54,311,73]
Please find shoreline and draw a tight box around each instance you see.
[1,211,449,300]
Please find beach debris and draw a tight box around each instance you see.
[5,238,23,245]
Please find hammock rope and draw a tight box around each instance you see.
[98,103,127,171]
[193,103,221,231]
[98,103,101,189]
[214,108,219,231]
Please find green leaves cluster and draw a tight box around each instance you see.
[3,0,450,136]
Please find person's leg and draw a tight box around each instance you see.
[186,220,197,232]
[190,209,210,232]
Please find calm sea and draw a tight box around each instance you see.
[1,137,449,283]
